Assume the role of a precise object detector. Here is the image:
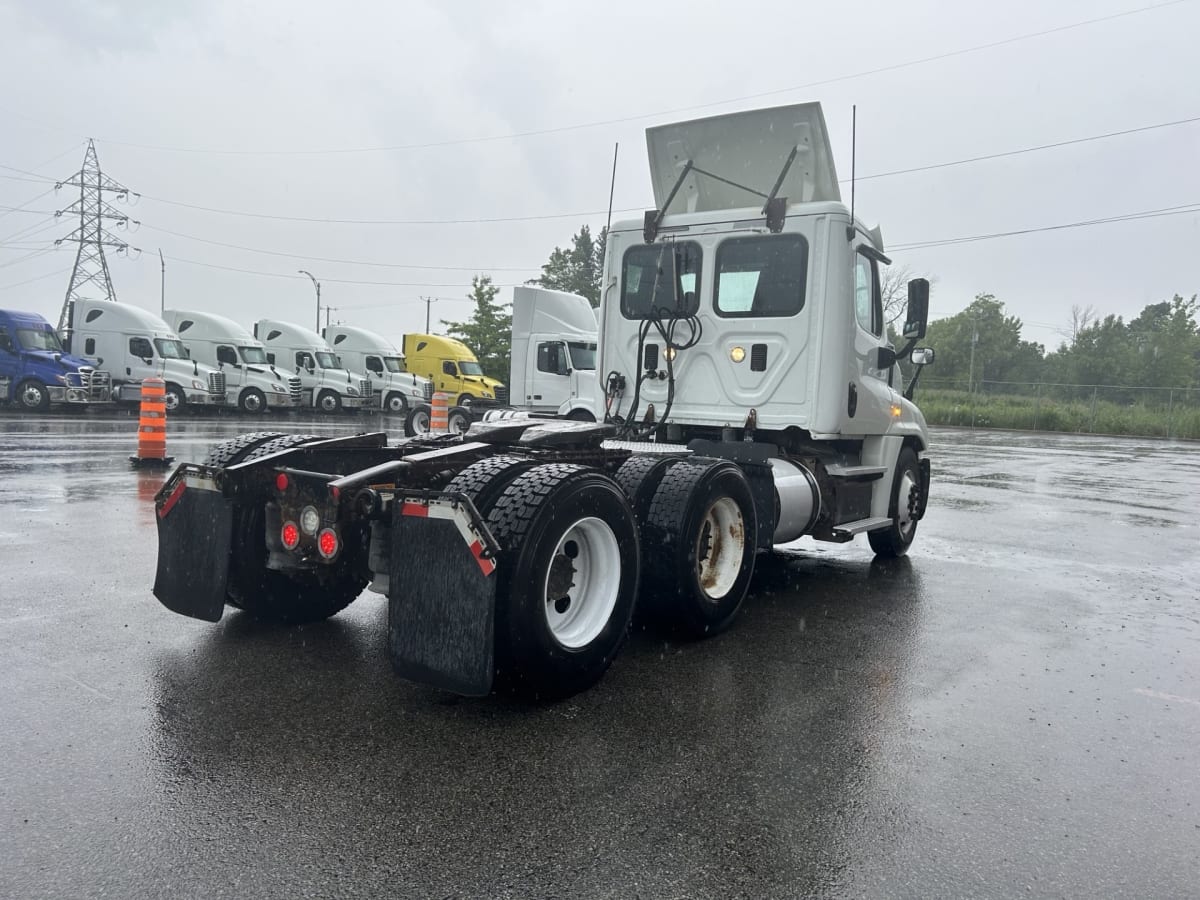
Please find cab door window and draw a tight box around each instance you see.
[854,253,883,337]
[365,356,384,375]
[129,336,154,358]
[0,328,13,353]
[216,345,238,366]
[442,361,457,377]
[536,342,566,375]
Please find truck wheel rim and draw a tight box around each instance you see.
[388,395,405,412]
[164,390,180,411]
[449,414,469,435]
[21,384,43,407]
[320,394,336,411]
[245,393,262,411]
[543,516,621,649]
[695,497,744,600]
[897,471,919,538]
[412,410,429,433]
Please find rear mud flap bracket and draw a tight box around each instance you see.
[388,493,499,696]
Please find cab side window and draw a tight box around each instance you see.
[536,342,562,374]
[365,356,383,375]
[854,253,883,338]
[442,361,457,377]
[129,336,153,358]
[0,328,13,353]
[84,338,96,356]
[296,351,313,369]
[216,345,238,365]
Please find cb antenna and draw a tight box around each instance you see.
[604,142,619,245]
[847,104,857,241]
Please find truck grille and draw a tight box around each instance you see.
[422,381,433,402]
[494,385,509,406]
[359,378,372,402]
[208,371,226,396]
[287,376,303,405]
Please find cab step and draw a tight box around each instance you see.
[831,516,893,537]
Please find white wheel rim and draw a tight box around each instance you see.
[543,516,621,649]
[164,389,180,411]
[897,470,919,538]
[21,384,43,407]
[320,393,336,411]
[449,414,469,435]
[695,496,745,600]
[412,411,430,433]
[245,393,262,411]
[389,396,405,412]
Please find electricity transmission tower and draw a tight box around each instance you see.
[54,139,137,344]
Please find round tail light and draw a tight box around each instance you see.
[317,528,339,559]
[281,521,301,550]
[275,472,289,492]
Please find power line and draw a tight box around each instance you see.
[0,266,72,292]
[140,223,542,270]
[168,254,525,288]
[43,0,1189,156]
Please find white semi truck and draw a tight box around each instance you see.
[163,310,303,413]
[152,102,935,700]
[323,323,432,424]
[509,286,600,420]
[253,319,370,413]
[62,299,227,410]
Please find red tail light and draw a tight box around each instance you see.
[281,522,301,550]
[276,472,289,491]
[317,528,339,559]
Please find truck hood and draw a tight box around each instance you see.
[23,348,97,372]
[646,102,840,214]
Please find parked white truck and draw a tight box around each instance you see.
[163,310,303,413]
[253,319,370,413]
[152,102,936,701]
[323,324,432,419]
[62,300,226,410]
[509,286,600,420]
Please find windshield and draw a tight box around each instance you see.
[154,338,188,359]
[383,356,404,373]
[621,242,702,319]
[16,328,64,352]
[567,342,596,370]
[239,346,269,364]
[315,351,339,368]
[459,360,483,376]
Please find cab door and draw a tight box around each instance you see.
[439,359,460,395]
[0,326,18,391]
[845,248,893,434]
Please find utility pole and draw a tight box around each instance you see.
[158,249,165,316]
[324,306,337,330]
[54,139,137,348]
[423,296,437,333]
[298,269,321,331]
[967,314,979,393]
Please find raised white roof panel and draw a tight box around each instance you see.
[646,102,841,214]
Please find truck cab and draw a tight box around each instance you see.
[0,309,112,410]
[323,324,431,414]
[401,333,506,407]
[254,319,369,413]
[164,310,302,413]
[63,300,226,410]
[509,286,600,420]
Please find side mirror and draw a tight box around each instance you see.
[875,347,897,370]
[911,347,935,366]
[903,278,930,340]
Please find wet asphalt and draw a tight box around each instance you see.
[0,410,1197,899]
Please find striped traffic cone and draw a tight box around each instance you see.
[430,392,449,434]
[129,377,175,466]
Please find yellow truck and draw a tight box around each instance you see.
[401,333,507,407]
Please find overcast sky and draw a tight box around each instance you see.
[1,0,1197,350]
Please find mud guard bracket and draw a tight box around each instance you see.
[388,493,499,696]
[152,467,233,622]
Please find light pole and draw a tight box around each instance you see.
[158,249,165,316]
[423,296,437,333]
[298,269,321,331]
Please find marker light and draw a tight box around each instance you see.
[730,346,746,363]
[281,522,301,550]
[317,528,339,559]
[275,472,289,491]
[890,404,903,418]
[300,505,321,535]
[664,347,677,361]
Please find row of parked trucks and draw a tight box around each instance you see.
[0,288,602,425]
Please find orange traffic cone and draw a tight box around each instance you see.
[130,377,174,466]
[430,392,449,434]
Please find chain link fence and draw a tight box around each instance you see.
[918,379,1200,440]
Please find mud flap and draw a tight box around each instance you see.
[152,468,234,622]
[388,495,498,696]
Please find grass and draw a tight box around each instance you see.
[917,388,1200,440]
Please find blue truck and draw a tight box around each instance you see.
[0,309,112,410]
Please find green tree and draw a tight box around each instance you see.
[530,225,605,306]
[923,293,1045,388]
[441,275,512,382]
[1127,295,1199,388]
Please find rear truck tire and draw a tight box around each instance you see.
[565,408,596,422]
[484,464,640,699]
[613,454,684,525]
[405,402,431,436]
[203,431,287,468]
[16,379,50,412]
[317,389,341,414]
[868,447,923,559]
[445,455,540,513]
[238,387,267,414]
[385,392,408,415]
[447,405,471,435]
[225,433,366,624]
[163,382,186,413]
[642,458,758,638]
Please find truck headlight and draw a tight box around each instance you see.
[346,386,360,396]
[271,384,285,393]
[191,379,206,389]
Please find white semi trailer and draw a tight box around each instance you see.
[152,102,935,700]
[164,310,303,413]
